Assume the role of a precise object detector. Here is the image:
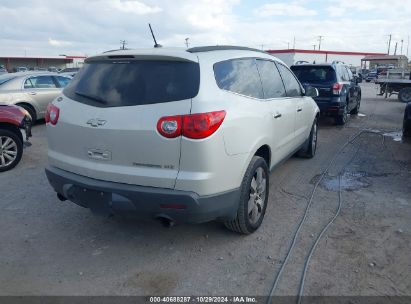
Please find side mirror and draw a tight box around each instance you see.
[304,85,319,98]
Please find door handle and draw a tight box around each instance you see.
[273,113,282,119]
[28,92,37,95]
[297,107,303,112]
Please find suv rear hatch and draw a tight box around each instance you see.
[47,51,200,189]
[291,65,337,100]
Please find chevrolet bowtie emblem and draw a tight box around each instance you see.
[86,119,107,127]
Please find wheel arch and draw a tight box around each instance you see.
[0,123,23,143]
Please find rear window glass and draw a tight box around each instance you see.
[63,60,200,107]
[291,66,336,83]
[214,58,264,99]
[0,75,16,86]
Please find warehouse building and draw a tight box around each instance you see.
[267,49,385,67]
[0,55,86,72]
[361,55,409,69]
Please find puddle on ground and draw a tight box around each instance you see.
[383,131,403,142]
[311,171,371,191]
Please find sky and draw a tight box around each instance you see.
[1,0,411,57]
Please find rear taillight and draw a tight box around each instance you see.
[45,104,60,125]
[157,110,226,140]
[332,83,343,95]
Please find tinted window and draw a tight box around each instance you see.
[291,66,336,83]
[256,60,286,98]
[28,76,57,89]
[64,61,200,107]
[214,58,264,99]
[55,76,71,88]
[277,63,302,97]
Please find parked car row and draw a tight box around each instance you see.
[0,66,81,74]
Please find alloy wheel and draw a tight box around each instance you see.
[0,136,18,168]
[248,167,267,224]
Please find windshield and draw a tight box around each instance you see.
[291,66,336,83]
[64,60,200,107]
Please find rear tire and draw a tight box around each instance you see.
[17,104,37,123]
[298,118,318,158]
[224,156,269,234]
[398,88,411,103]
[335,103,348,125]
[0,129,23,172]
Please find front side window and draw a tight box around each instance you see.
[214,58,264,99]
[256,60,286,99]
[276,63,302,97]
[28,76,57,89]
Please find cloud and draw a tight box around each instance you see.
[255,3,317,17]
[48,38,72,47]
[0,0,410,57]
[109,0,161,15]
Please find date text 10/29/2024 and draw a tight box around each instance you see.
[149,297,257,303]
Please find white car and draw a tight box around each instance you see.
[45,46,319,234]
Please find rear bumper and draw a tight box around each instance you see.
[45,166,240,224]
[314,96,345,116]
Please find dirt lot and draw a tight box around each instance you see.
[0,83,410,298]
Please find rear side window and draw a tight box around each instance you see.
[214,58,264,99]
[256,60,286,98]
[63,60,200,107]
[277,63,302,97]
[291,66,336,83]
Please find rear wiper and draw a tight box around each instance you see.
[75,91,107,104]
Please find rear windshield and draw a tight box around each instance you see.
[63,60,200,107]
[290,66,336,83]
[0,75,16,86]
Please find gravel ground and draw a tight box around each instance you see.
[0,83,410,297]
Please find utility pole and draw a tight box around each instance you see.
[287,42,290,49]
[387,34,392,55]
[401,39,404,55]
[293,36,296,49]
[318,35,323,50]
[120,40,127,50]
[407,35,410,58]
[261,44,264,50]
[394,42,398,55]
[185,38,190,48]
[312,44,316,50]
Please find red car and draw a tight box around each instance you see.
[0,104,32,172]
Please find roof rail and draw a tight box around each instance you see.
[187,45,268,54]
[332,60,345,65]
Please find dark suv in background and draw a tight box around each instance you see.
[291,62,361,125]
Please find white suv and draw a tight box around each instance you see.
[45,46,319,234]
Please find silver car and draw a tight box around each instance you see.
[0,72,71,121]
[45,46,319,234]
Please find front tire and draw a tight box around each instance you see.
[350,93,361,114]
[335,103,348,125]
[224,156,269,234]
[403,106,411,138]
[0,129,23,172]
